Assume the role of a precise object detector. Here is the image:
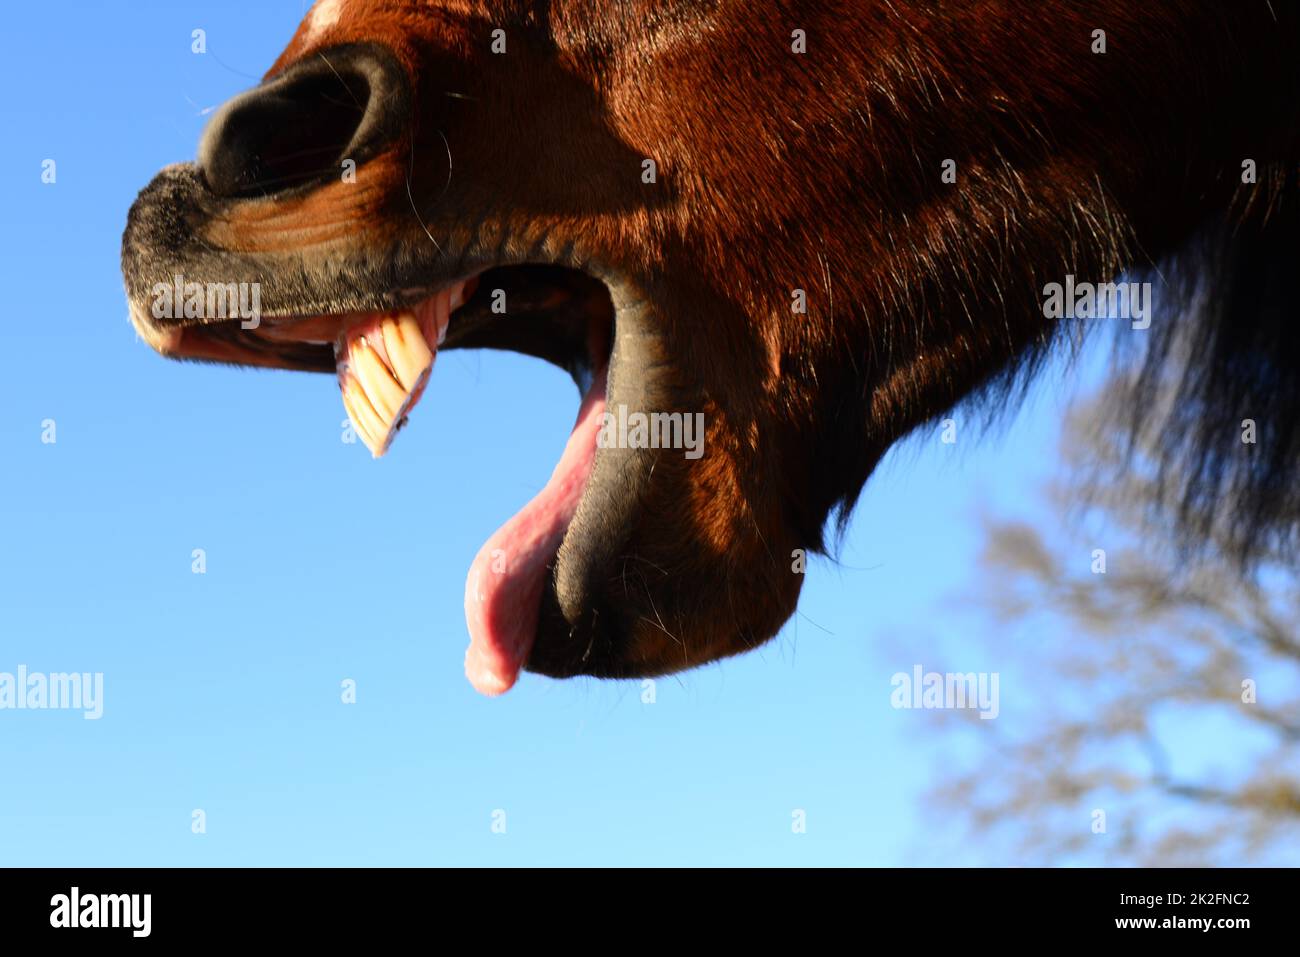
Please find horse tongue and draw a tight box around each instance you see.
[337,290,452,456]
[463,365,609,695]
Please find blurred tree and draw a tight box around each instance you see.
[926,389,1300,866]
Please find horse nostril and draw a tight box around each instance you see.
[197,44,408,199]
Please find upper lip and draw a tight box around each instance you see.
[122,164,617,387]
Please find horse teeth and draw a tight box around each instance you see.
[350,334,407,423]
[340,372,391,456]
[382,313,434,391]
[337,307,437,457]
[334,280,469,458]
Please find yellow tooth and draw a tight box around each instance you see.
[381,313,434,392]
[341,373,390,456]
[342,381,386,455]
[350,335,407,424]
[340,386,379,455]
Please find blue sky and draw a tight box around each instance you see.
[1,1,1274,866]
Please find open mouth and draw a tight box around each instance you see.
[130,262,619,694]
[121,40,695,693]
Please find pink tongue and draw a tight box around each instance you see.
[463,366,608,695]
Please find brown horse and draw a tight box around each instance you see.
[121,1,1300,694]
